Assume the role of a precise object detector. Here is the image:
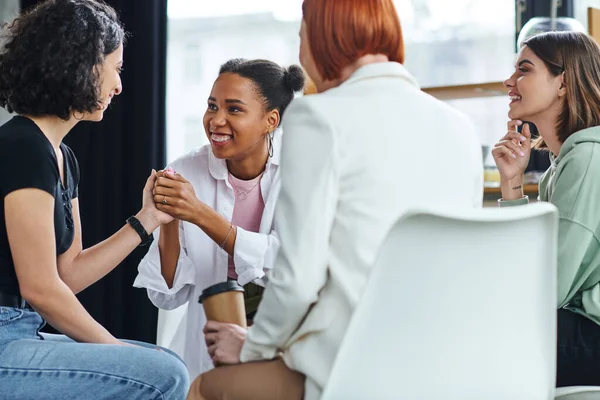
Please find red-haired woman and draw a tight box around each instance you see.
[186,0,483,399]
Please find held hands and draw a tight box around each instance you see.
[153,169,203,224]
[491,120,532,182]
[204,321,247,366]
[138,170,175,231]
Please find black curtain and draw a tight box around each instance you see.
[20,0,168,343]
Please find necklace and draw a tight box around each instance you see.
[235,181,260,200]
[230,175,262,200]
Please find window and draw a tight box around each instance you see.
[401,0,514,87]
[183,117,205,152]
[182,43,203,84]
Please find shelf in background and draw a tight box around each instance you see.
[422,81,506,101]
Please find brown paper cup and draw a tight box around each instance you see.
[199,281,247,329]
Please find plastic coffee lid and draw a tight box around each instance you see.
[198,281,244,303]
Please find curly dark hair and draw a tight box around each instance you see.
[0,0,125,120]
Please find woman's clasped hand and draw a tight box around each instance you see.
[153,168,207,224]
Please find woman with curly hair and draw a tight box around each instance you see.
[0,1,189,398]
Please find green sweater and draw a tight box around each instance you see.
[500,126,600,324]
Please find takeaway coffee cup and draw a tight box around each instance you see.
[198,281,247,328]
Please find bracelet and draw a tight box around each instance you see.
[220,224,234,249]
[126,216,154,246]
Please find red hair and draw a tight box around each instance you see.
[302,0,404,81]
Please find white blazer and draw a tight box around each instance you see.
[240,62,483,399]
[133,130,282,380]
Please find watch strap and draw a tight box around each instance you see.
[126,216,153,246]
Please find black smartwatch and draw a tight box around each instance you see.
[126,216,153,246]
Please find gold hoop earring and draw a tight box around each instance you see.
[73,110,85,121]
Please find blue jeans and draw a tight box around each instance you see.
[0,307,189,399]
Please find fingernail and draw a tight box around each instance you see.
[511,153,517,159]
[520,136,526,141]
[516,120,522,125]
[519,151,525,157]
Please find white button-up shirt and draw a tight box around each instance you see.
[133,129,282,380]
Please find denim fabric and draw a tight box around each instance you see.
[0,307,189,399]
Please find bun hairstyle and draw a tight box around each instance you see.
[283,64,306,93]
[219,58,306,119]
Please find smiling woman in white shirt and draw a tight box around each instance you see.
[133,58,305,380]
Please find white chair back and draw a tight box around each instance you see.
[321,203,558,400]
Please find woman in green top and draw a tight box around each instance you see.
[493,31,600,387]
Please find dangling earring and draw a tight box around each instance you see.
[267,131,274,158]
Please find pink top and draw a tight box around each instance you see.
[227,172,265,279]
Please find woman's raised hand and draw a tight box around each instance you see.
[138,170,175,230]
[492,120,532,182]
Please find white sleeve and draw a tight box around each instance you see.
[240,97,338,361]
[233,228,280,286]
[133,222,196,310]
